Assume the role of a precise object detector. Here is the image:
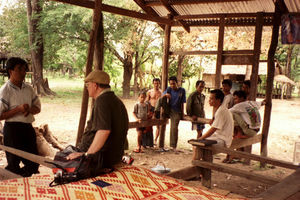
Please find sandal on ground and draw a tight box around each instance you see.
[133,148,143,153]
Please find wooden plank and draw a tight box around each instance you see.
[128,119,168,129]
[215,16,225,89]
[0,145,55,168]
[0,168,22,180]
[189,141,298,170]
[50,0,171,25]
[170,50,253,56]
[170,50,217,55]
[192,160,279,185]
[166,166,202,180]
[222,54,254,65]
[256,169,300,200]
[230,134,262,149]
[182,115,211,124]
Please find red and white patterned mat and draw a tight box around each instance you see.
[0,165,243,200]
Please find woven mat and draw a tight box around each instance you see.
[0,165,242,200]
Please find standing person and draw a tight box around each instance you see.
[146,78,162,146]
[0,57,41,177]
[241,80,251,100]
[193,89,233,160]
[186,80,206,139]
[155,76,186,152]
[67,70,129,177]
[222,79,234,109]
[133,91,151,153]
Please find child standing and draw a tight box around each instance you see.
[222,79,234,109]
[186,80,206,139]
[133,91,151,153]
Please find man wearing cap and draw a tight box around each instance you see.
[0,57,41,177]
[66,70,129,176]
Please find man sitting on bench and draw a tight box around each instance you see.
[229,90,265,139]
[192,89,234,160]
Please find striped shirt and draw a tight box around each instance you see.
[0,80,41,123]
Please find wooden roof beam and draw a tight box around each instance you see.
[133,0,165,29]
[160,0,190,32]
[50,0,172,25]
[145,0,254,7]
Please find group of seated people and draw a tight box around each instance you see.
[132,77,265,159]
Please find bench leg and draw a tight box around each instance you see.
[201,149,213,188]
[243,145,252,165]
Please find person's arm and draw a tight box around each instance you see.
[133,104,141,122]
[0,104,29,120]
[67,129,110,160]
[199,127,217,140]
[186,93,193,116]
[145,91,150,102]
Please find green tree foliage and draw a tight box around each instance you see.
[0,0,29,57]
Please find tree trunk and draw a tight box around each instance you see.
[26,0,55,96]
[133,52,139,98]
[122,52,133,98]
[177,55,185,86]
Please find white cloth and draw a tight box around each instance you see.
[210,105,234,147]
[222,93,234,109]
[0,80,41,123]
[229,101,262,129]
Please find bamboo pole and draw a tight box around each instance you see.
[76,0,103,146]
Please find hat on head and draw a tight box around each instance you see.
[84,70,110,85]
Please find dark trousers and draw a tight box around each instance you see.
[3,122,39,176]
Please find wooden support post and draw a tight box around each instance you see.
[261,1,282,165]
[249,12,263,101]
[94,12,104,71]
[76,0,103,146]
[215,16,224,89]
[201,149,213,188]
[159,14,172,149]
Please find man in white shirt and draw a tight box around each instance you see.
[0,57,41,177]
[230,90,265,138]
[193,89,233,160]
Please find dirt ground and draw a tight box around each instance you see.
[1,97,299,199]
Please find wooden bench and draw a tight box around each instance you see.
[182,140,299,190]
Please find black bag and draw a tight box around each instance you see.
[48,145,113,186]
[47,145,92,186]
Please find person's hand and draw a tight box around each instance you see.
[165,93,171,99]
[66,152,84,160]
[18,104,29,114]
[138,119,142,123]
[192,115,197,121]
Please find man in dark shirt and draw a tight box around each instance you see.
[67,70,128,175]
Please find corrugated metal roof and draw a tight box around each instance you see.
[145,0,299,17]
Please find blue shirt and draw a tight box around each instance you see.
[163,87,186,112]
